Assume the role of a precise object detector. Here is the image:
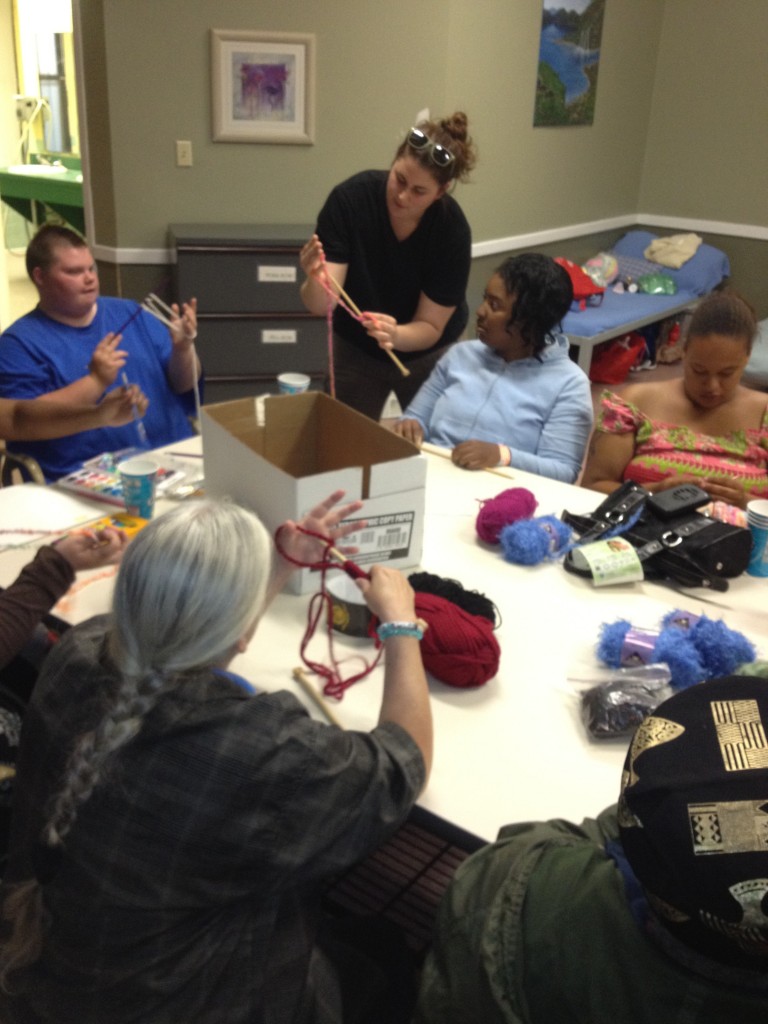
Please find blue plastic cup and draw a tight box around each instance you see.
[118,457,158,519]
[747,524,768,577]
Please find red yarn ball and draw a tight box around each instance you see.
[476,487,538,544]
[415,592,500,688]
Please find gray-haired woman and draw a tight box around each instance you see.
[0,491,431,1024]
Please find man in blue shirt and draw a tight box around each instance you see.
[0,225,201,480]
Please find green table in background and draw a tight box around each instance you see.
[0,160,84,235]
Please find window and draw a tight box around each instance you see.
[36,33,71,154]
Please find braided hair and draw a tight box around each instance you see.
[45,499,272,845]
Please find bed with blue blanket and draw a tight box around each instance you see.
[562,230,731,372]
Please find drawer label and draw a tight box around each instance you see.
[257,265,297,283]
[262,329,298,344]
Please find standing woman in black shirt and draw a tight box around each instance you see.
[300,112,476,420]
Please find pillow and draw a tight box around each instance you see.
[610,230,730,295]
[613,252,664,282]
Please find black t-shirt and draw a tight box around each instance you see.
[315,170,471,362]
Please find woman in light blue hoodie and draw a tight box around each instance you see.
[393,254,593,483]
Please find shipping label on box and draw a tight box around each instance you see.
[201,393,426,593]
[342,509,417,565]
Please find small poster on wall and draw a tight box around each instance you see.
[534,0,606,127]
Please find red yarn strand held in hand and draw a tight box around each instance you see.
[274,525,500,695]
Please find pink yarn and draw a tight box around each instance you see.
[476,487,538,544]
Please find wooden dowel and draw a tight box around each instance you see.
[420,441,517,479]
[146,292,176,318]
[383,348,411,377]
[292,666,344,728]
[325,274,363,318]
[322,270,410,378]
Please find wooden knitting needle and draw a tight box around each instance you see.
[378,346,411,378]
[292,666,344,727]
[322,270,411,378]
[420,441,517,479]
[325,550,428,633]
[323,270,363,318]
[326,545,370,580]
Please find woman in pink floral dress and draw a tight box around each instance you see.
[581,292,768,511]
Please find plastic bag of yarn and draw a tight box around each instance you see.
[579,665,674,740]
[499,515,572,566]
[582,252,619,288]
[475,487,538,545]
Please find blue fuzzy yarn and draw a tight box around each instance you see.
[596,620,632,666]
[652,630,706,689]
[661,609,756,679]
[499,515,572,566]
[690,617,756,677]
[596,619,704,688]
[598,610,756,690]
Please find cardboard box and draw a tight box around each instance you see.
[201,393,426,593]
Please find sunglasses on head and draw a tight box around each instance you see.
[405,127,455,169]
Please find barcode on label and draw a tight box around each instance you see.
[343,512,415,564]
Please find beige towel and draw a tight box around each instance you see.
[643,233,702,269]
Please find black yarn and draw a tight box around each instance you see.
[407,572,499,626]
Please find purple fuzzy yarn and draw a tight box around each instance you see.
[476,487,538,544]
[499,515,572,565]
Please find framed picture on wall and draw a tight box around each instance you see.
[211,29,315,144]
[533,0,605,127]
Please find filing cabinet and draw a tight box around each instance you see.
[170,224,326,404]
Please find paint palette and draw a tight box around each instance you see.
[55,459,186,508]
[75,513,149,539]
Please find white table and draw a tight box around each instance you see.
[2,438,765,844]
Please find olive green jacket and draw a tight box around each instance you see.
[415,807,768,1024]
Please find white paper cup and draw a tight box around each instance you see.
[277,372,310,395]
[747,499,768,528]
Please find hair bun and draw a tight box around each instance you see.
[441,111,469,142]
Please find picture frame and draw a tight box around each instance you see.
[211,29,315,145]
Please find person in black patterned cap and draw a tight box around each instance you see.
[414,676,768,1024]
[618,675,768,973]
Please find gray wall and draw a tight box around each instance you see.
[77,0,766,314]
[640,0,768,226]
[86,0,662,244]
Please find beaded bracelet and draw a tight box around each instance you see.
[376,620,425,642]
